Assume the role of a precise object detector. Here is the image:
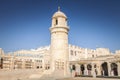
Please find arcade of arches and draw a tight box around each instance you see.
[70,61,120,77]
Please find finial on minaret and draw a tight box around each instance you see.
[58,6,60,11]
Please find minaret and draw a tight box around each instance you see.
[50,7,69,77]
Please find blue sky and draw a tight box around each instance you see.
[0,0,120,53]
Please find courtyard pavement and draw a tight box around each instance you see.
[57,77,120,80]
[22,77,120,80]
[0,69,120,80]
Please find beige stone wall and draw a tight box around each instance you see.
[115,50,120,55]
[0,48,4,56]
[0,48,4,69]
[69,45,112,62]
[0,46,50,70]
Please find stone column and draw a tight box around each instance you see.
[69,64,72,77]
[22,59,25,69]
[92,63,94,76]
[79,64,81,75]
[107,62,111,76]
[117,62,120,76]
[75,64,80,76]
[34,60,36,69]
[92,63,96,78]
[71,64,75,77]
[84,64,88,75]
[42,60,45,70]
[10,57,14,70]
[97,63,102,76]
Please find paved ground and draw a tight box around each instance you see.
[0,70,120,80]
[20,77,120,80]
[0,69,43,80]
[57,77,120,80]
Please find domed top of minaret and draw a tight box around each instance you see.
[52,7,67,18]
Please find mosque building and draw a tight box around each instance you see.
[0,7,120,78]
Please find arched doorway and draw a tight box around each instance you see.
[101,62,108,76]
[72,65,76,71]
[87,64,92,75]
[81,64,84,75]
[0,58,3,69]
[111,63,118,76]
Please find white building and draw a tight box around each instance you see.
[0,7,120,78]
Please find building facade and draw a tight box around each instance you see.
[0,46,50,70]
[69,45,120,77]
[0,8,120,77]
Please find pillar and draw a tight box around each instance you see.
[92,63,96,78]
[69,64,72,77]
[84,64,88,75]
[107,62,111,76]
[79,64,81,75]
[10,57,14,69]
[117,62,120,76]
[71,64,75,77]
[75,64,80,76]
[97,63,101,76]
[22,59,25,69]
[92,63,94,75]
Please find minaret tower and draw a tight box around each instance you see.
[50,7,69,77]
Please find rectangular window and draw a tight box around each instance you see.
[71,50,73,55]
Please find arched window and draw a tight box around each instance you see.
[87,64,92,70]
[101,62,108,76]
[37,66,39,69]
[40,66,42,68]
[111,63,118,76]
[72,65,76,70]
[56,19,58,25]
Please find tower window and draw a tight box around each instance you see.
[71,50,73,55]
[56,19,58,25]
[75,51,77,56]
[66,19,67,21]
